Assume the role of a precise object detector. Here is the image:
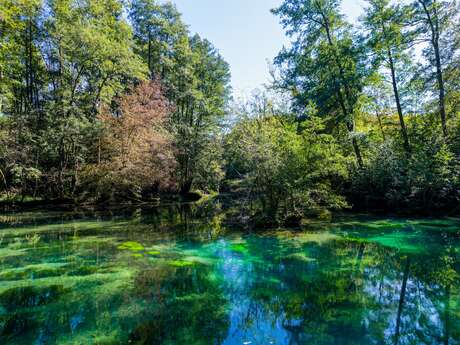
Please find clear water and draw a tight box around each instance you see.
[0,204,459,345]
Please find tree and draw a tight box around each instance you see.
[362,0,413,155]
[46,0,147,116]
[173,34,231,194]
[412,0,458,137]
[0,0,148,199]
[225,111,349,223]
[82,80,176,201]
[130,2,231,194]
[272,0,366,167]
[0,0,43,117]
[129,0,189,81]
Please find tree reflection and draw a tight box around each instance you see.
[129,263,229,345]
[0,211,458,345]
[218,229,459,345]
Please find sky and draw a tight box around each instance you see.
[172,0,366,96]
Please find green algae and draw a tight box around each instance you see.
[275,230,340,245]
[117,241,145,251]
[0,246,28,259]
[67,265,99,277]
[0,209,459,345]
[168,260,195,267]
[0,263,69,281]
[230,243,247,254]
[366,233,423,253]
[0,219,131,239]
[183,256,215,266]
[0,285,66,311]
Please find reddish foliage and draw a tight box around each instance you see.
[97,80,177,195]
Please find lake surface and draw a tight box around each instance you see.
[0,204,459,345]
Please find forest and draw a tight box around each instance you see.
[1,0,460,224]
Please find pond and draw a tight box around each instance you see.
[0,203,459,345]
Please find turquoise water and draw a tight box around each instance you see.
[0,205,459,344]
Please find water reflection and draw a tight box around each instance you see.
[0,206,458,344]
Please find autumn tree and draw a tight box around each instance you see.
[82,80,176,201]
[130,1,231,193]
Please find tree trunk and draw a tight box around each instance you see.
[394,257,410,345]
[388,49,411,155]
[433,39,448,137]
[376,111,386,141]
[322,13,364,167]
[148,30,152,78]
[444,284,450,345]
[419,0,448,137]
[180,180,193,195]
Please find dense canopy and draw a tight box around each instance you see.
[0,0,460,221]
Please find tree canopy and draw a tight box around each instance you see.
[0,0,459,220]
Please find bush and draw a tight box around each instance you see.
[225,116,349,224]
[349,122,460,212]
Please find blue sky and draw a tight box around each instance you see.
[172,0,366,95]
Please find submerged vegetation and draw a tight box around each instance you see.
[0,207,458,344]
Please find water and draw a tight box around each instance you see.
[0,204,459,345]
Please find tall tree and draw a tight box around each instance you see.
[46,0,147,117]
[272,0,366,167]
[130,1,231,193]
[0,0,148,198]
[0,0,43,117]
[94,80,176,200]
[412,0,458,137]
[174,34,231,193]
[130,0,189,81]
[0,0,23,115]
[362,0,413,155]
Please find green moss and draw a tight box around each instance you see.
[0,248,26,260]
[0,219,130,239]
[67,266,99,277]
[117,241,144,251]
[168,260,195,267]
[183,256,214,266]
[230,243,247,254]
[277,231,339,245]
[367,233,422,253]
[0,285,65,311]
[266,277,282,284]
[147,251,160,255]
[56,329,125,345]
[364,220,408,230]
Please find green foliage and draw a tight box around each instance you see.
[129,1,231,194]
[0,0,231,202]
[350,118,460,211]
[225,114,349,223]
[272,0,367,166]
[270,0,460,215]
[1,0,460,216]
